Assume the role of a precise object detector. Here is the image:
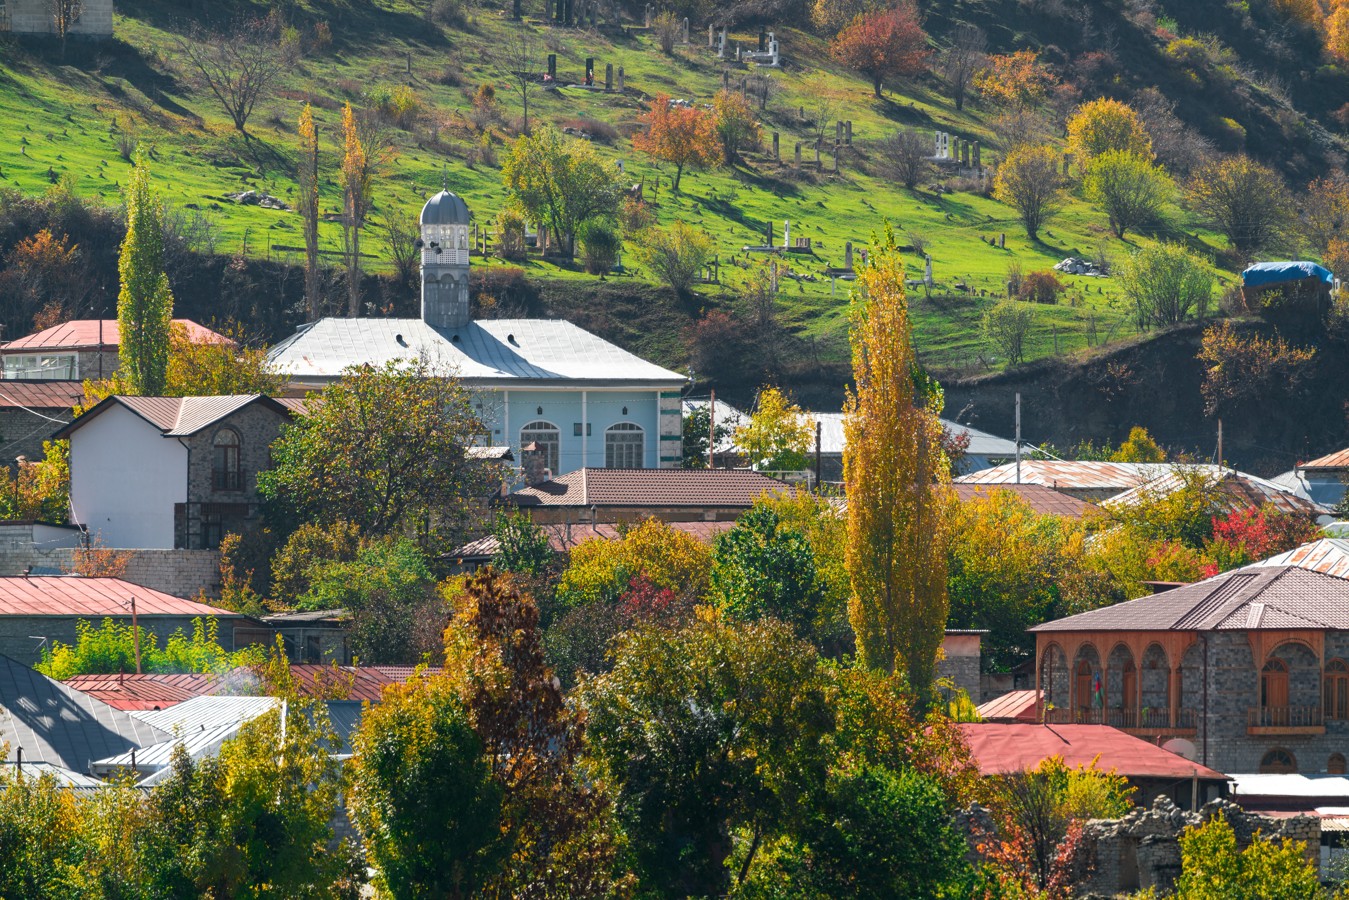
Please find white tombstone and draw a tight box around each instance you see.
[784,220,791,249]
[924,255,933,286]
[935,131,943,158]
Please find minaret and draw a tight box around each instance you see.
[418,188,472,328]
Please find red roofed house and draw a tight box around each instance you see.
[1,319,231,383]
[0,575,244,664]
[507,467,792,525]
[1032,546,1349,776]
[55,394,305,549]
[959,722,1228,808]
[0,380,86,466]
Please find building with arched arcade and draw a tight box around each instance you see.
[268,190,687,476]
[1031,540,1349,776]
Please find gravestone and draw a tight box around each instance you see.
[815,140,821,169]
[795,142,801,165]
[682,17,689,42]
[845,241,854,269]
[709,24,715,47]
[722,70,730,88]
[547,54,557,81]
[836,120,843,144]
[973,141,981,170]
[617,66,625,91]
[644,3,652,26]
[784,220,791,249]
[845,121,852,144]
[585,58,595,86]
[961,141,970,167]
[740,77,747,96]
[998,233,1005,248]
[833,149,839,173]
[759,28,767,51]
[765,221,773,244]
[605,63,613,92]
[772,131,779,159]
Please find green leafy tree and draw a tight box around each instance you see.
[502,127,619,258]
[1084,150,1172,239]
[490,511,553,577]
[257,359,494,543]
[761,491,854,656]
[0,439,69,523]
[0,767,88,898]
[993,145,1065,241]
[116,155,174,395]
[632,221,714,299]
[845,231,951,698]
[1117,242,1214,329]
[735,386,814,472]
[1176,813,1327,900]
[36,617,264,679]
[580,618,832,897]
[681,403,734,468]
[350,670,508,899]
[1111,426,1167,462]
[709,504,825,637]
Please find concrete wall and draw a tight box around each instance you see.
[3,0,114,36]
[939,632,983,700]
[0,525,222,598]
[69,405,186,548]
[0,613,240,668]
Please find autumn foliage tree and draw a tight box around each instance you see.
[993,145,1065,240]
[712,89,761,165]
[1065,98,1153,163]
[633,94,719,192]
[339,104,372,317]
[1186,155,1295,258]
[830,5,931,99]
[974,50,1056,110]
[844,228,951,701]
[296,104,322,320]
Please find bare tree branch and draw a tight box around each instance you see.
[176,17,288,137]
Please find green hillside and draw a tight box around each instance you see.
[0,0,1340,376]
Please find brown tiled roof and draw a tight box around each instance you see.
[1032,565,1349,633]
[2,319,231,351]
[1302,447,1349,470]
[0,380,85,410]
[509,468,790,508]
[952,484,1099,519]
[958,723,1227,780]
[55,394,297,440]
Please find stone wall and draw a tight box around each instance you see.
[940,633,983,700]
[4,0,114,36]
[1069,796,1319,897]
[0,524,222,599]
[0,407,74,468]
[177,402,288,549]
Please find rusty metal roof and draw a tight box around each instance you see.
[1255,539,1349,577]
[976,689,1041,723]
[1301,447,1349,470]
[62,673,221,711]
[1105,469,1330,518]
[0,576,237,618]
[957,723,1227,780]
[1032,564,1349,633]
[509,468,790,508]
[953,484,1099,519]
[0,380,85,410]
[2,319,231,352]
[955,460,1169,491]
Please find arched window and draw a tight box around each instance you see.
[1261,658,1289,712]
[605,422,645,469]
[1260,748,1298,774]
[520,421,559,473]
[212,429,242,491]
[1330,753,1347,775]
[1325,659,1349,721]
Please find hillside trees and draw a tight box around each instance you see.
[175,17,287,138]
[339,104,377,317]
[1084,150,1172,238]
[940,24,986,111]
[502,127,619,259]
[844,231,951,698]
[1117,242,1213,328]
[117,156,174,396]
[633,95,719,192]
[881,129,933,189]
[632,221,712,297]
[830,5,931,99]
[982,300,1034,367]
[712,89,761,165]
[296,104,322,321]
[975,50,1055,110]
[1197,320,1316,418]
[1186,156,1295,258]
[994,145,1065,241]
[1065,99,1153,163]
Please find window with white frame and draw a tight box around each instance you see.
[605,422,644,469]
[520,421,560,472]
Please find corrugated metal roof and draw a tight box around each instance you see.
[2,319,230,352]
[58,394,295,440]
[1228,774,1349,800]
[957,723,1227,780]
[1105,469,1329,518]
[267,317,687,386]
[0,760,107,787]
[808,411,1018,458]
[62,673,221,711]
[1034,564,1349,633]
[976,689,1040,723]
[0,576,236,618]
[1303,447,1349,470]
[509,468,789,508]
[1255,539,1349,578]
[0,380,85,410]
[957,461,1172,491]
[0,655,169,771]
[953,484,1099,519]
[130,695,279,734]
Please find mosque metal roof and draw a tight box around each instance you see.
[267,317,687,387]
[420,190,471,226]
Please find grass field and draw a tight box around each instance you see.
[0,0,1239,372]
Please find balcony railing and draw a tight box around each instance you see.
[1043,707,1196,730]
[1247,706,1324,730]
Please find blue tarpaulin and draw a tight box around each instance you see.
[1241,261,1334,287]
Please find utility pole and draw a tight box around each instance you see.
[1216,419,1223,470]
[814,419,822,490]
[1015,392,1022,485]
[707,389,716,469]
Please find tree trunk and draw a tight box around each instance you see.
[954,87,965,111]
[873,76,883,99]
[348,226,361,316]
[673,162,683,192]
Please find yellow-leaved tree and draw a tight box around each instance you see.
[1065,98,1153,164]
[844,227,951,702]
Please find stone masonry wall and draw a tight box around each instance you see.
[5,0,114,36]
[0,524,222,598]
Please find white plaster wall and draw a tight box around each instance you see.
[69,406,186,548]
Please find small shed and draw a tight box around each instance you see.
[1240,261,1333,317]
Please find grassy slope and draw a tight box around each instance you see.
[0,0,1240,373]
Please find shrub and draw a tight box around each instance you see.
[1018,270,1064,304]
[430,0,466,27]
[632,222,713,298]
[578,221,620,276]
[494,208,527,261]
[559,117,619,144]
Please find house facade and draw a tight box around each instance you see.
[1,319,230,382]
[267,190,688,477]
[56,395,302,549]
[1032,543,1349,775]
[0,0,113,37]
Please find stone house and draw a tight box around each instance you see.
[0,0,113,38]
[0,380,83,466]
[1,319,231,383]
[55,394,305,549]
[1031,540,1349,775]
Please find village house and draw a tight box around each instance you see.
[1272,446,1349,511]
[1031,539,1349,776]
[1,319,230,383]
[268,189,687,476]
[506,467,790,524]
[55,394,305,549]
[0,379,83,465]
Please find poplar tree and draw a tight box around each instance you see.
[297,103,322,321]
[117,155,174,396]
[843,226,951,702]
[339,104,371,317]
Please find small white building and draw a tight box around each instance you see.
[1,0,113,38]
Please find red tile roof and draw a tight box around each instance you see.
[953,484,1099,519]
[62,673,221,710]
[976,689,1041,723]
[509,468,790,508]
[2,319,232,352]
[0,577,236,618]
[1302,447,1349,470]
[957,723,1227,780]
[0,380,85,410]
